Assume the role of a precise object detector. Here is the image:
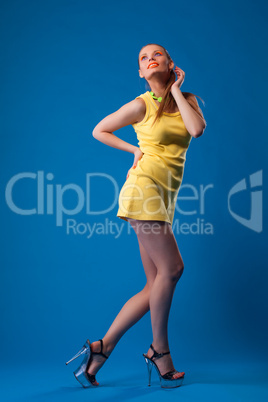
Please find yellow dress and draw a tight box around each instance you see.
[117,91,193,225]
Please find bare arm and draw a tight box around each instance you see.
[92,98,146,155]
[171,86,206,138]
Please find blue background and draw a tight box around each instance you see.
[0,0,267,401]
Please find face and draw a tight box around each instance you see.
[138,44,174,79]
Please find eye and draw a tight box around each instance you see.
[140,51,163,61]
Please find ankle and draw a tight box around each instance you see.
[151,342,170,354]
[100,338,115,355]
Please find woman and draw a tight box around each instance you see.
[65,43,206,389]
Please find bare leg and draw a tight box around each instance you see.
[86,227,157,383]
[103,238,158,347]
[128,219,185,379]
[87,218,184,383]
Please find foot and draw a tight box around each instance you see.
[86,340,112,386]
[145,345,185,380]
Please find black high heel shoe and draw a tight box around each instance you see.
[65,339,109,388]
[143,343,185,388]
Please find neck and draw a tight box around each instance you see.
[147,75,169,98]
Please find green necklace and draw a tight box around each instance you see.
[149,91,162,103]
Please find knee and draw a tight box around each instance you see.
[170,263,184,282]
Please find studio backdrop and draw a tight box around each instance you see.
[0,0,267,400]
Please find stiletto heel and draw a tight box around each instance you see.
[65,343,88,365]
[143,343,185,388]
[65,339,109,388]
[143,356,153,386]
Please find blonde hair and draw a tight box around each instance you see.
[138,43,206,127]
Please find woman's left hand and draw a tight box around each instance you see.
[171,66,185,92]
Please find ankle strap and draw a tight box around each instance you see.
[150,343,170,360]
[98,339,109,359]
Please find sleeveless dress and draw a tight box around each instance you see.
[116,91,193,225]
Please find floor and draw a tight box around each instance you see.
[2,361,268,402]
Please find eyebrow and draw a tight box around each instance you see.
[140,50,162,57]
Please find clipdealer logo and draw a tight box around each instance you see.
[4,169,263,235]
[227,170,263,233]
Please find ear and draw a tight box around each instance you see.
[169,60,175,70]
[139,69,144,79]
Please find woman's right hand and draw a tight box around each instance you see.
[126,148,144,179]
